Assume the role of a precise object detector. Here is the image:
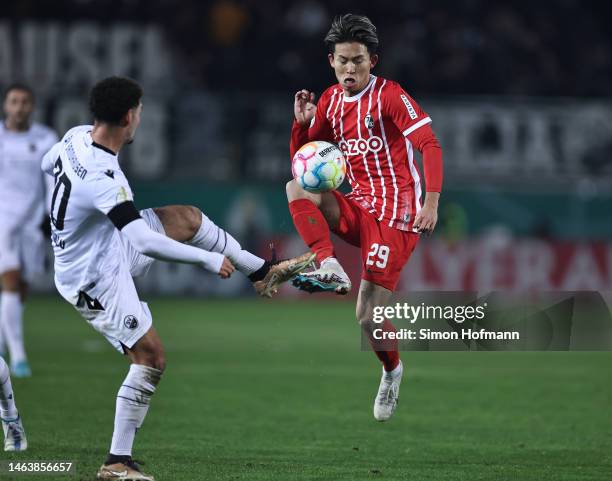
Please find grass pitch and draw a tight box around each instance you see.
[2,296,611,480]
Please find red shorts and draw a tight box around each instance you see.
[331,191,419,291]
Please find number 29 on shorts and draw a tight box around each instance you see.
[365,243,390,269]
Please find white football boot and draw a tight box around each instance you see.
[2,414,27,451]
[373,361,403,421]
[291,257,352,294]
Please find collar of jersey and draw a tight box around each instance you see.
[342,75,376,103]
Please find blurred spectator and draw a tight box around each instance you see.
[1,0,610,96]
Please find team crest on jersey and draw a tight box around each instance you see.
[124,315,138,330]
[364,113,375,130]
[29,143,36,152]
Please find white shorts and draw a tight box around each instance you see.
[74,209,164,353]
[0,221,46,282]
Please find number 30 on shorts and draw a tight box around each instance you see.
[365,243,390,269]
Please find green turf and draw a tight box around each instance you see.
[2,296,611,480]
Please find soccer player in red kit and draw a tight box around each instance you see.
[286,14,443,421]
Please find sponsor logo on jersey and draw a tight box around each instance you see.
[364,113,375,129]
[338,136,383,156]
[104,169,115,179]
[29,143,36,152]
[124,315,138,330]
[116,186,130,203]
[400,94,418,120]
[52,232,66,249]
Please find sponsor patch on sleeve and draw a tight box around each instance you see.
[400,94,418,120]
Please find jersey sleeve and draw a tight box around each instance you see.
[308,91,335,141]
[383,82,432,137]
[41,142,60,175]
[92,174,136,216]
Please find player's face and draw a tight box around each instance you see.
[3,89,34,129]
[329,42,378,96]
[125,102,142,144]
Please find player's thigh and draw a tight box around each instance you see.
[360,221,419,292]
[356,279,393,332]
[328,192,362,247]
[74,265,154,355]
[121,208,166,277]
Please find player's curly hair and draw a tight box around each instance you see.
[3,83,34,102]
[324,14,379,54]
[89,76,143,125]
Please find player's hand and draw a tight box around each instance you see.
[413,193,439,235]
[294,90,317,127]
[218,257,236,279]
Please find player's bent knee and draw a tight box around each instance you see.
[135,352,166,372]
[286,179,299,200]
[153,355,166,372]
[1,270,22,291]
[286,179,321,206]
[181,205,202,238]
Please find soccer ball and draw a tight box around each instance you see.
[292,141,346,193]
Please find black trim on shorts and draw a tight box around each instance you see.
[107,201,141,230]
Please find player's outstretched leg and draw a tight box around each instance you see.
[97,329,163,481]
[0,356,27,451]
[0,270,31,377]
[285,180,351,294]
[152,205,314,297]
[356,281,403,421]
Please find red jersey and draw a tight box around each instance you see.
[291,75,442,232]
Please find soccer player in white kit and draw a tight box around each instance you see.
[42,77,314,481]
[0,84,58,378]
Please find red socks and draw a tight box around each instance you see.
[367,320,400,372]
[288,199,335,263]
[289,198,400,372]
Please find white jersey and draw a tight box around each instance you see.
[0,122,57,229]
[41,125,136,304]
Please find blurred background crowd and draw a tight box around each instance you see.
[2,0,611,294]
[6,0,611,96]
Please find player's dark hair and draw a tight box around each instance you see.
[3,83,35,102]
[89,76,143,125]
[324,14,379,55]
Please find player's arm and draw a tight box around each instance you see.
[290,89,334,158]
[385,85,443,233]
[408,124,442,234]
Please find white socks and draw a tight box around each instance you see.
[0,357,17,420]
[110,364,162,456]
[188,213,265,275]
[0,291,26,364]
